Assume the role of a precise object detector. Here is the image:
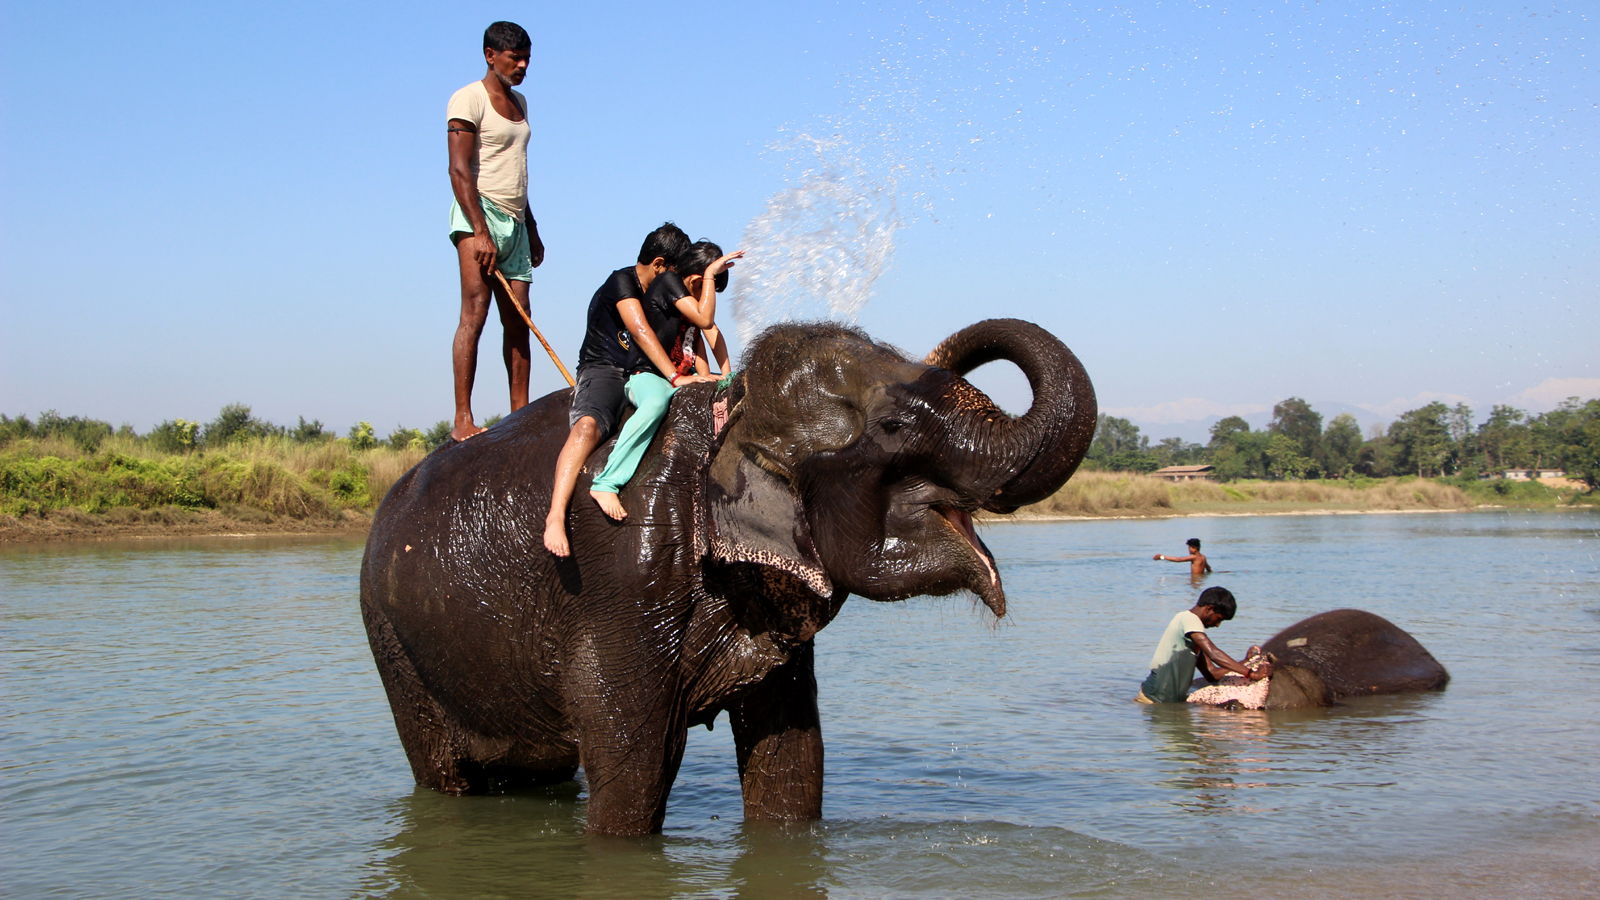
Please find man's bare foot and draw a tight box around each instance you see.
[590,490,628,521]
[543,516,571,557]
[451,422,486,442]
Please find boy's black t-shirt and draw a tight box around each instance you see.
[577,267,645,370]
[626,271,696,375]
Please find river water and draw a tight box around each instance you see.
[4,511,1598,899]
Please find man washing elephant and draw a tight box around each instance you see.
[1138,590,1450,709]
[1137,587,1272,705]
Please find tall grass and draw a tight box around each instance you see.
[1022,471,1176,517]
[0,433,428,523]
[1009,471,1475,518]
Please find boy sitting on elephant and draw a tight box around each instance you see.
[543,224,723,557]
[588,240,740,521]
[1137,586,1271,704]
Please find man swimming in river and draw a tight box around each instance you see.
[1153,538,1211,578]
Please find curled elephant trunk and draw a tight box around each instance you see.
[924,319,1097,513]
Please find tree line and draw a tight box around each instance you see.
[0,405,482,455]
[1084,396,1600,489]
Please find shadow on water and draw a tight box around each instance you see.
[358,784,833,900]
[1141,693,1450,819]
[358,780,1212,900]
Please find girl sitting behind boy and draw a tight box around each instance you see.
[588,241,740,520]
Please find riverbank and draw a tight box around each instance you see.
[4,439,1593,543]
[0,434,419,543]
[996,469,1594,521]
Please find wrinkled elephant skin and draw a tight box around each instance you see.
[1262,609,1450,709]
[359,320,1096,835]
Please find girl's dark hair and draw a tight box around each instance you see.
[484,21,531,53]
[638,222,691,267]
[676,241,728,291]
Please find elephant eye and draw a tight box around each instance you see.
[881,417,911,433]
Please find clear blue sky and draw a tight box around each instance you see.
[2,1,1594,440]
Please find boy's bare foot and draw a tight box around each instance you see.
[543,516,571,557]
[450,421,486,442]
[590,490,628,521]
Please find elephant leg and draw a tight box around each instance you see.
[730,643,824,821]
[577,722,688,835]
[567,643,690,835]
[361,595,478,793]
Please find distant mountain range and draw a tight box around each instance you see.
[1124,401,1391,446]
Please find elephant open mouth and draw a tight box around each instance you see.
[936,506,1005,617]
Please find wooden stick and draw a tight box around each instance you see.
[494,269,574,387]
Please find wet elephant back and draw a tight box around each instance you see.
[363,390,584,743]
[1261,608,1450,699]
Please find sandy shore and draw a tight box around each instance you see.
[993,506,1474,523]
[8,502,1575,544]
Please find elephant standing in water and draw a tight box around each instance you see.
[360,319,1096,835]
[1260,609,1450,708]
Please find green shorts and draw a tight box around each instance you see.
[449,197,533,282]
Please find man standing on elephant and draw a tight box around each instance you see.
[1137,587,1270,703]
[447,21,547,442]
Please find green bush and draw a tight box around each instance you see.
[424,420,453,450]
[347,422,377,451]
[203,404,283,446]
[0,411,115,452]
[328,461,369,504]
[149,419,200,453]
[291,417,332,443]
[386,426,426,452]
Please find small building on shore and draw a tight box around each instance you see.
[1487,468,1567,481]
[1150,464,1216,483]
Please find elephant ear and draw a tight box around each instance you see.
[705,430,834,600]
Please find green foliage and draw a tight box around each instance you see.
[1151,437,1205,468]
[484,414,505,429]
[386,425,426,452]
[1209,416,1251,446]
[1265,433,1313,480]
[1211,429,1270,481]
[1388,402,1456,477]
[291,417,332,443]
[203,404,283,446]
[424,420,453,450]
[1106,451,1159,473]
[1091,414,1145,457]
[1541,397,1600,490]
[1322,413,1362,477]
[347,421,377,451]
[1269,397,1322,471]
[2,450,208,517]
[327,461,370,504]
[1476,405,1529,470]
[148,419,201,453]
[0,411,115,452]
[0,409,440,526]
[1083,414,1157,471]
[1437,473,1582,507]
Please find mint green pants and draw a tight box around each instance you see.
[591,372,675,493]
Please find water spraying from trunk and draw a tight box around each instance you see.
[728,135,904,345]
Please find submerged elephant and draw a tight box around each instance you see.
[360,319,1096,835]
[1258,609,1450,708]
